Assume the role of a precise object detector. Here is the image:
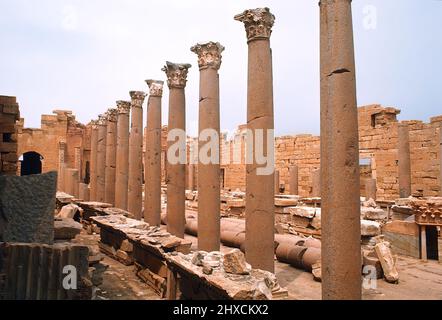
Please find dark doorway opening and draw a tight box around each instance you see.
[426,226,439,261]
[20,152,43,176]
[84,161,90,184]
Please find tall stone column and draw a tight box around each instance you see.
[366,178,377,201]
[398,123,411,198]
[274,170,280,195]
[105,108,118,205]
[163,61,191,238]
[128,91,146,219]
[191,41,224,252]
[188,164,195,191]
[312,168,321,198]
[96,114,107,203]
[115,101,131,210]
[144,80,164,226]
[319,0,362,300]
[235,8,275,272]
[89,121,99,200]
[58,142,66,191]
[289,165,299,195]
[79,183,90,201]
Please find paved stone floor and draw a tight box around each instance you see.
[75,231,442,300]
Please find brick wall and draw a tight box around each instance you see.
[0,96,20,175]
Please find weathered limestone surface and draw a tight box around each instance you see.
[311,168,320,197]
[191,41,224,252]
[0,172,57,244]
[89,121,99,200]
[128,91,146,219]
[54,218,82,240]
[115,101,131,210]
[398,123,411,198]
[144,81,164,226]
[320,0,362,299]
[289,165,298,195]
[105,109,118,205]
[163,62,191,238]
[365,178,377,200]
[235,7,276,273]
[96,115,107,202]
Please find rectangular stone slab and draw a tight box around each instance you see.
[0,171,57,244]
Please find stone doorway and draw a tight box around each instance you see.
[19,151,43,176]
[426,226,439,261]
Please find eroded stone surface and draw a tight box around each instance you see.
[0,171,57,244]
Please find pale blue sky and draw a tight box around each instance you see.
[1,0,441,136]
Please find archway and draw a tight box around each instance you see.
[19,152,43,176]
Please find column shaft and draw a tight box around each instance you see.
[128,92,145,219]
[365,178,377,201]
[105,110,117,205]
[274,170,280,195]
[115,102,131,210]
[90,124,99,200]
[96,117,107,202]
[167,88,187,238]
[320,0,362,300]
[398,123,411,198]
[144,81,163,226]
[312,168,321,198]
[193,47,223,251]
[440,122,442,196]
[289,165,299,195]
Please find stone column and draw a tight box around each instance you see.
[235,8,275,272]
[104,108,118,206]
[289,165,299,195]
[58,142,66,191]
[188,164,195,191]
[398,123,411,198]
[115,101,131,210]
[420,226,427,261]
[96,114,107,203]
[89,121,99,200]
[366,178,377,201]
[128,91,146,219]
[312,168,321,198]
[144,80,164,226]
[79,183,90,201]
[191,41,224,252]
[74,147,81,180]
[66,169,79,198]
[319,0,362,300]
[163,61,191,238]
[274,170,280,195]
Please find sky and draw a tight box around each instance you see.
[1,0,441,137]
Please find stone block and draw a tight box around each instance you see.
[0,172,57,244]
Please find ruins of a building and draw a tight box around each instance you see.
[1,2,442,301]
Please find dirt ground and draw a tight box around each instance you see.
[74,231,442,300]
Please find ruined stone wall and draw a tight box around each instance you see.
[219,104,442,200]
[17,110,85,176]
[0,96,20,175]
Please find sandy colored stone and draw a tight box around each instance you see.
[375,242,399,283]
[223,249,251,275]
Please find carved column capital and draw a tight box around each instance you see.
[129,91,146,108]
[162,61,192,89]
[146,80,164,97]
[97,114,107,126]
[190,42,225,71]
[234,7,275,42]
[116,101,131,114]
[106,108,118,122]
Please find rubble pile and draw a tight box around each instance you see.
[166,249,287,300]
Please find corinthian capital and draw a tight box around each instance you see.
[129,91,146,108]
[145,80,164,97]
[116,101,131,114]
[106,108,118,122]
[190,42,225,71]
[234,7,275,42]
[162,61,192,89]
[97,114,107,126]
